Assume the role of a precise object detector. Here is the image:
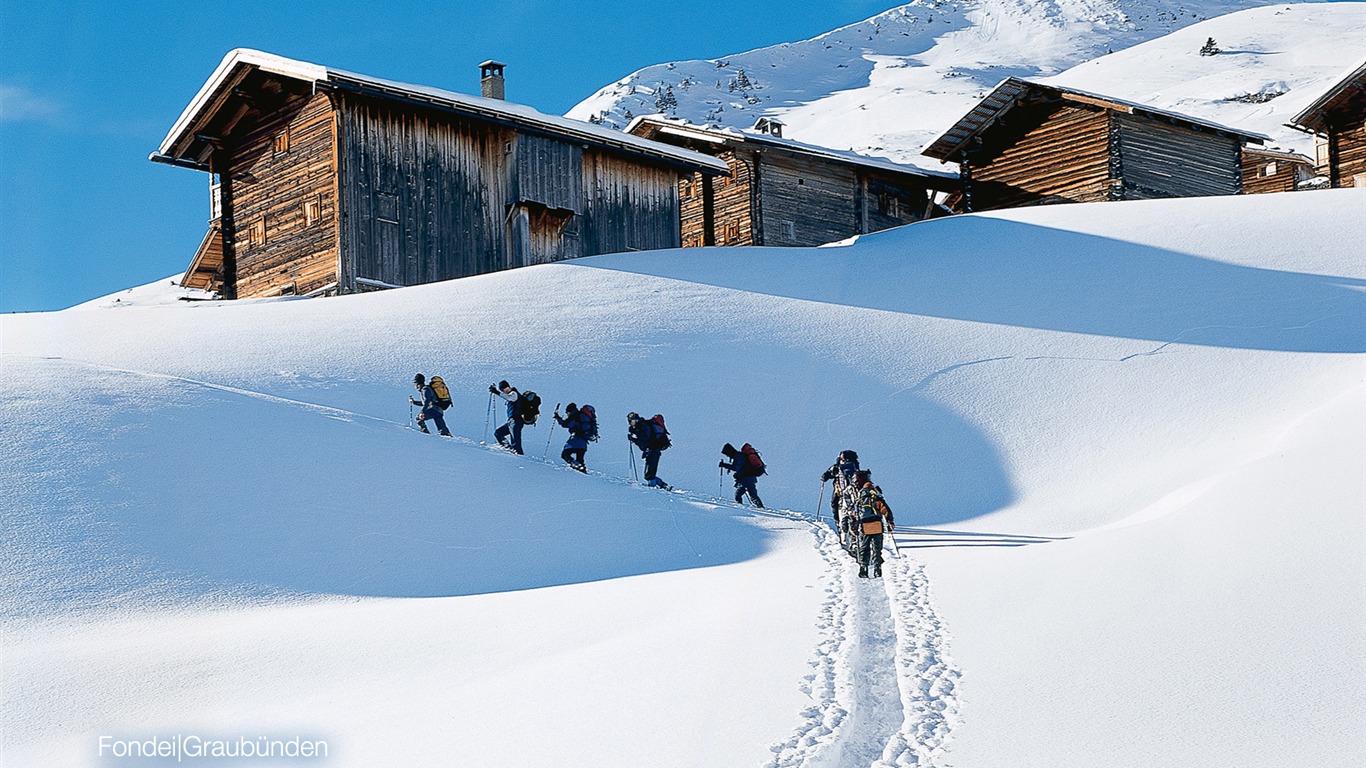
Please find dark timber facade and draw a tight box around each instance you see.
[1288,59,1366,189]
[627,117,959,248]
[154,50,727,299]
[923,78,1266,212]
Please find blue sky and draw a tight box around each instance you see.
[0,0,896,312]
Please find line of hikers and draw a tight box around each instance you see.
[407,373,766,505]
[410,375,898,577]
[822,450,895,579]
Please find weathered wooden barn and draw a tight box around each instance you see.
[1241,147,1316,195]
[1288,58,1366,189]
[153,49,728,298]
[626,116,960,248]
[922,78,1267,212]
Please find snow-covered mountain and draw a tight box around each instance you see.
[567,0,1363,169]
[5,189,1364,766]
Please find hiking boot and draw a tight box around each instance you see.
[873,567,882,578]
[858,567,868,578]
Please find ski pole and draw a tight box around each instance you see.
[408,400,414,430]
[817,481,825,522]
[718,466,724,499]
[887,524,901,558]
[543,403,560,459]
[483,392,493,444]
[629,439,638,482]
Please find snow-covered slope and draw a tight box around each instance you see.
[4,189,1364,766]
[1047,2,1366,154]
[567,1,1360,169]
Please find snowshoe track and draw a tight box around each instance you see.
[766,523,960,768]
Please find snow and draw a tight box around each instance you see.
[568,1,1363,171]
[4,188,1365,766]
[1046,3,1366,155]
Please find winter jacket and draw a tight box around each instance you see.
[495,387,520,420]
[420,385,442,412]
[821,459,860,486]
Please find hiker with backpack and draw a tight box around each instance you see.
[853,478,895,578]
[553,403,598,472]
[489,380,540,455]
[820,450,861,526]
[720,442,765,508]
[409,373,452,437]
[627,412,671,489]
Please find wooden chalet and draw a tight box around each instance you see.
[1241,147,1316,195]
[626,116,960,248]
[922,78,1268,212]
[153,49,728,299]
[1287,57,1366,189]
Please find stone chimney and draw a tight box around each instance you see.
[479,60,506,100]
[753,117,785,138]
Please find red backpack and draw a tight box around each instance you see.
[741,443,766,476]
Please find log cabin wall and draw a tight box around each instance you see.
[1328,89,1366,187]
[1112,112,1241,199]
[964,104,1112,211]
[756,149,860,247]
[1241,152,1309,195]
[711,150,756,246]
[337,94,513,289]
[580,151,681,255]
[227,90,340,298]
[678,171,709,247]
[861,171,934,234]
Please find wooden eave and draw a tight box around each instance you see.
[924,77,1267,163]
[1288,59,1366,136]
[151,49,728,178]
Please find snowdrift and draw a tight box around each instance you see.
[3,189,1363,766]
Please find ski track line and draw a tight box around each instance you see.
[40,355,964,765]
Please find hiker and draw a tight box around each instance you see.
[553,403,598,472]
[489,380,540,455]
[409,373,451,437]
[854,479,895,578]
[720,442,765,508]
[820,450,861,525]
[627,412,671,489]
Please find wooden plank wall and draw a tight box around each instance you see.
[757,150,859,246]
[228,91,340,298]
[679,171,708,247]
[1241,152,1307,195]
[580,151,680,255]
[710,150,755,246]
[965,104,1112,211]
[1329,89,1366,186]
[513,134,584,213]
[339,96,512,287]
[862,172,934,233]
[1113,112,1241,199]
[182,223,225,291]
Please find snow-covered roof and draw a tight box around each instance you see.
[625,115,959,184]
[1287,55,1366,136]
[1242,146,1314,165]
[153,49,729,175]
[922,77,1269,162]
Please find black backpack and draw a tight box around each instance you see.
[516,391,542,425]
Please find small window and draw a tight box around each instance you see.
[273,128,290,156]
[725,220,740,243]
[279,282,297,296]
[304,198,322,226]
[797,178,805,186]
[681,179,694,198]
[247,219,266,248]
[1262,162,1278,177]
[781,220,795,239]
